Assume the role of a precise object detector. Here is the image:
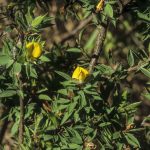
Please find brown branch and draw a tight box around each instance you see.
[59,15,93,44]
[88,22,108,73]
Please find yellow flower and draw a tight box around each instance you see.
[72,66,89,82]
[96,0,105,12]
[26,42,42,59]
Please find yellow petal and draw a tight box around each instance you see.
[26,42,34,49]
[78,71,86,82]
[96,0,104,12]
[26,42,34,57]
[72,66,89,82]
[72,66,81,79]
[32,42,42,58]
[80,67,89,76]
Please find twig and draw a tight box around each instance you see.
[88,22,108,73]
[127,58,150,72]
[127,65,138,72]
[59,15,93,43]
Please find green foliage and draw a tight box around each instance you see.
[0,0,149,149]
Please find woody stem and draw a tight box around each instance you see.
[89,22,108,73]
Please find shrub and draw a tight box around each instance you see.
[0,0,149,149]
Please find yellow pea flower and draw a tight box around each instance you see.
[26,42,42,59]
[72,66,89,83]
[96,0,105,12]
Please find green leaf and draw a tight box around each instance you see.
[74,111,80,123]
[66,48,81,53]
[50,113,59,127]
[31,15,46,28]
[60,112,70,125]
[99,122,111,127]
[13,62,21,74]
[39,55,51,62]
[24,126,31,141]
[0,90,16,98]
[25,7,34,25]
[61,102,77,125]
[116,142,123,150]
[137,12,150,23]
[140,67,150,78]
[6,60,14,69]
[104,4,113,18]
[55,71,71,80]
[127,50,134,67]
[11,121,19,135]
[25,63,30,79]
[143,93,150,101]
[126,102,141,109]
[112,131,121,139]
[93,95,102,101]
[68,128,83,144]
[111,19,116,27]
[37,88,48,94]
[95,64,114,75]
[58,105,68,111]
[56,98,70,104]
[68,101,77,114]
[0,75,5,80]
[38,94,52,101]
[125,133,140,148]
[68,143,81,149]
[30,65,37,78]
[84,29,99,53]
[79,91,87,107]
[78,28,85,44]
[44,134,54,141]
[0,55,12,65]
[129,128,145,132]
[84,127,94,135]
[58,89,68,96]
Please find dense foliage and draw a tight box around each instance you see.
[0,0,150,149]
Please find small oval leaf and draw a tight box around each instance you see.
[127,50,134,67]
[140,67,150,78]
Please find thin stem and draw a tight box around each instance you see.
[59,15,93,43]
